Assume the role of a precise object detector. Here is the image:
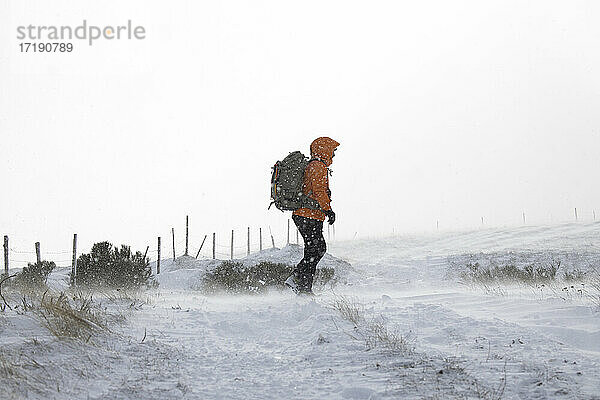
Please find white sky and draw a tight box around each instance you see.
[1,1,600,264]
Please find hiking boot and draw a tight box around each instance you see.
[284,274,301,294]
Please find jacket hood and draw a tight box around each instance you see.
[310,137,340,166]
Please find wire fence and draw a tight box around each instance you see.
[1,216,321,274]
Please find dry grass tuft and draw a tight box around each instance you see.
[36,290,107,340]
[364,317,414,353]
[330,295,414,354]
[331,295,364,326]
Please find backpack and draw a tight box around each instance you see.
[270,151,321,211]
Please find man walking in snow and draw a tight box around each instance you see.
[285,137,339,295]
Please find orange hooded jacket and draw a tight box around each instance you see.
[293,137,340,221]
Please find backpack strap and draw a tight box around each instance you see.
[306,158,330,210]
[309,157,332,177]
[309,158,328,168]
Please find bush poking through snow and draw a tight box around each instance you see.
[202,261,287,294]
[563,268,587,281]
[13,260,56,288]
[201,261,335,294]
[458,259,600,308]
[461,260,561,285]
[72,241,154,289]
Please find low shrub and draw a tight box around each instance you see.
[202,261,335,294]
[564,268,587,281]
[13,260,55,288]
[461,260,561,285]
[72,241,153,289]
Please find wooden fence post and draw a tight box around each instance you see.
[172,228,176,261]
[35,242,41,264]
[269,227,275,249]
[575,208,578,221]
[436,220,439,230]
[327,224,330,241]
[157,237,161,274]
[230,229,234,260]
[247,227,250,256]
[3,236,8,275]
[287,219,290,246]
[196,235,207,259]
[594,210,596,221]
[332,224,335,241]
[185,215,189,256]
[212,233,216,259]
[522,212,526,224]
[259,228,263,251]
[296,226,299,244]
[71,234,77,285]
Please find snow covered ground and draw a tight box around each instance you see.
[1,222,600,399]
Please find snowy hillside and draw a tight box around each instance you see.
[1,222,600,399]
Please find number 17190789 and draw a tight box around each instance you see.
[19,42,73,52]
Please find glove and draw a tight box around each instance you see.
[324,210,336,225]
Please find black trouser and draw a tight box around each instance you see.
[292,215,327,292]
